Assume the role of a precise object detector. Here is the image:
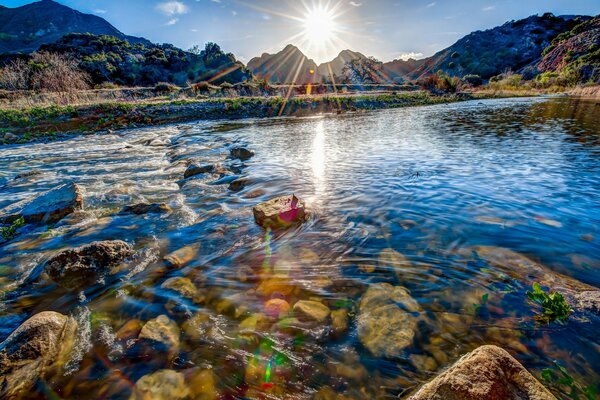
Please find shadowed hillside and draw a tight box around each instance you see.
[247,44,319,84]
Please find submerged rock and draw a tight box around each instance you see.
[0,311,77,400]
[0,182,83,225]
[138,315,180,350]
[163,244,199,268]
[357,283,420,358]
[130,369,189,400]
[44,240,133,289]
[184,162,215,179]
[228,178,250,192]
[161,277,198,299]
[408,345,557,400]
[293,300,331,323]
[230,146,255,160]
[119,203,171,215]
[253,195,307,229]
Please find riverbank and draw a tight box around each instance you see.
[0,91,477,145]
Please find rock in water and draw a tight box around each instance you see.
[293,300,331,323]
[119,203,171,215]
[184,162,215,179]
[573,291,600,315]
[230,147,255,160]
[408,345,557,400]
[253,195,307,229]
[130,370,189,400]
[0,311,77,399]
[44,240,133,289]
[357,283,420,358]
[0,182,83,224]
[138,315,180,350]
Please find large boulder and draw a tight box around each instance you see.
[357,283,420,358]
[0,311,78,399]
[44,240,133,289]
[252,195,307,229]
[408,345,557,400]
[0,182,83,225]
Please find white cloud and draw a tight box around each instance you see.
[211,0,221,3]
[398,52,424,61]
[232,10,238,16]
[156,1,189,16]
[166,18,179,25]
[349,1,362,7]
[426,2,436,8]
[482,5,496,11]
[93,8,107,14]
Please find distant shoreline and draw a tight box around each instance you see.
[0,90,549,146]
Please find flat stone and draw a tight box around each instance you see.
[408,345,557,400]
[184,162,215,179]
[357,283,420,358]
[163,244,199,268]
[130,370,189,400]
[0,182,83,225]
[230,147,255,160]
[161,277,197,299]
[138,315,180,349]
[0,311,77,399]
[44,240,133,289]
[253,195,307,229]
[119,203,171,215]
[293,300,331,323]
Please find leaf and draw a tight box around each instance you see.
[541,368,554,383]
[533,282,542,293]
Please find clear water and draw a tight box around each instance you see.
[1,97,599,399]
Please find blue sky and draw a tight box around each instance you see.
[2,0,599,64]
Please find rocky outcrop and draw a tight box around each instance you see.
[184,162,215,179]
[0,182,83,225]
[44,240,133,289]
[252,195,307,229]
[119,203,171,215]
[357,283,420,358]
[408,345,557,400]
[0,311,77,400]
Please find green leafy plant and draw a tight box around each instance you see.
[0,216,25,241]
[541,361,597,400]
[527,282,572,324]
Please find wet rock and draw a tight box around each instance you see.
[408,345,557,400]
[253,195,307,229]
[3,132,17,141]
[256,275,297,296]
[0,311,77,399]
[185,368,218,400]
[130,369,189,400]
[265,298,291,319]
[161,277,198,299]
[357,283,420,358]
[0,182,83,225]
[44,240,133,289]
[116,319,144,343]
[293,300,331,323]
[331,309,349,338]
[573,291,600,315]
[182,312,213,342]
[239,313,271,334]
[119,203,171,215]
[230,146,255,160]
[228,178,249,192]
[14,170,43,181]
[163,244,199,268]
[184,162,215,179]
[139,315,180,349]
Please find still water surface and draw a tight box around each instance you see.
[1,97,599,399]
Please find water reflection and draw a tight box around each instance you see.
[310,119,327,206]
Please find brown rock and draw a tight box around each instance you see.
[408,345,557,400]
[230,147,255,160]
[164,244,199,268]
[0,182,83,225]
[161,277,197,299]
[44,240,133,289]
[130,369,189,400]
[331,309,349,338]
[253,195,307,229]
[184,162,215,179]
[119,203,171,215]
[0,311,77,400]
[139,315,180,349]
[573,291,600,315]
[265,298,291,319]
[293,300,330,323]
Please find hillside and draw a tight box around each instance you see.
[0,0,149,54]
[382,58,426,82]
[535,16,600,84]
[247,45,319,84]
[406,13,588,80]
[316,50,367,78]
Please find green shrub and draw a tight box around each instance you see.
[527,282,572,324]
[451,51,460,58]
[463,74,483,86]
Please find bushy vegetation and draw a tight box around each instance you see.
[36,34,252,87]
[419,70,460,93]
[527,282,572,324]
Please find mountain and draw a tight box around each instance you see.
[382,58,426,83]
[405,13,588,80]
[535,15,600,83]
[0,0,149,54]
[247,44,319,84]
[316,49,367,78]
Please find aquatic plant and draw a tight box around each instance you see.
[526,282,572,324]
[541,361,598,400]
[0,216,25,241]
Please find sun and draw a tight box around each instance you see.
[302,6,338,46]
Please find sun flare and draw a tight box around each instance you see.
[302,6,338,46]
